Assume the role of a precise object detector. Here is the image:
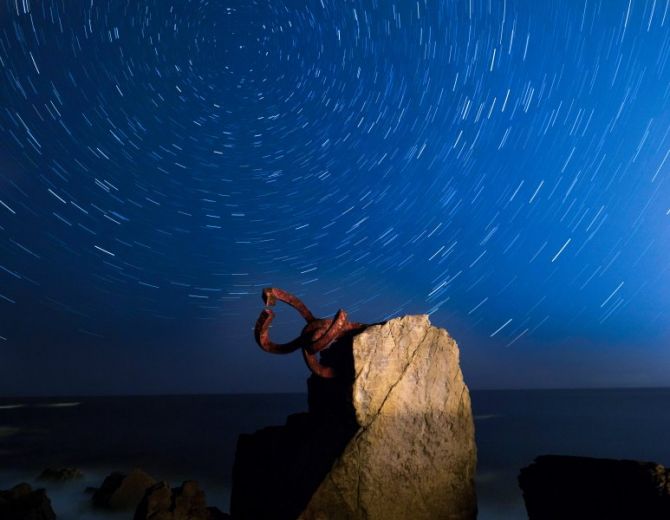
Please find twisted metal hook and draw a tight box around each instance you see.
[254,287,368,378]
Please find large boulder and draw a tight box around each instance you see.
[231,315,477,519]
[134,480,230,520]
[0,483,56,520]
[92,468,156,510]
[519,455,670,519]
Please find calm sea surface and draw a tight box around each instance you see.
[1,389,670,519]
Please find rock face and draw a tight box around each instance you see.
[231,315,477,520]
[134,480,230,520]
[0,483,56,520]
[92,468,156,510]
[519,455,670,519]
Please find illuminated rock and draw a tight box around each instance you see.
[231,315,477,520]
[300,315,477,519]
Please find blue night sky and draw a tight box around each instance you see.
[0,0,669,395]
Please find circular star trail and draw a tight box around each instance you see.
[1,0,669,391]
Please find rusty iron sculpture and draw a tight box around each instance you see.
[254,287,368,378]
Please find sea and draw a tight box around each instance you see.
[1,388,670,519]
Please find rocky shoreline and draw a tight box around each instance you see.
[2,315,478,520]
[1,467,230,520]
[1,316,667,519]
[6,452,670,519]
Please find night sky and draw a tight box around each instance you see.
[1,0,669,395]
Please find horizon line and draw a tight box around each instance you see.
[1,385,670,399]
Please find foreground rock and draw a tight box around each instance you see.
[37,467,83,481]
[519,455,670,519]
[92,468,156,510]
[232,315,477,519]
[0,483,56,520]
[134,480,230,520]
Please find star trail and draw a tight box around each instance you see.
[1,0,669,393]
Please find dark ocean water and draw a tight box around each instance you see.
[1,389,669,519]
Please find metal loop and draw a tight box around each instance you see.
[253,287,368,378]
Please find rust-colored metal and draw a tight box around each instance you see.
[254,287,368,378]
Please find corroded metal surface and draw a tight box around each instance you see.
[254,287,368,378]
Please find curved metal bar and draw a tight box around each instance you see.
[307,309,348,354]
[254,308,305,354]
[262,287,315,323]
[253,287,370,378]
[302,348,336,379]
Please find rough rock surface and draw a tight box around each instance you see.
[231,315,477,520]
[300,315,477,519]
[37,467,83,481]
[0,483,56,520]
[519,455,670,519]
[92,468,156,510]
[134,480,230,520]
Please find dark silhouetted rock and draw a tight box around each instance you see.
[231,411,358,520]
[519,455,670,519]
[0,483,56,520]
[134,480,230,520]
[37,467,83,481]
[134,481,172,520]
[207,506,231,519]
[231,315,477,520]
[92,468,156,510]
